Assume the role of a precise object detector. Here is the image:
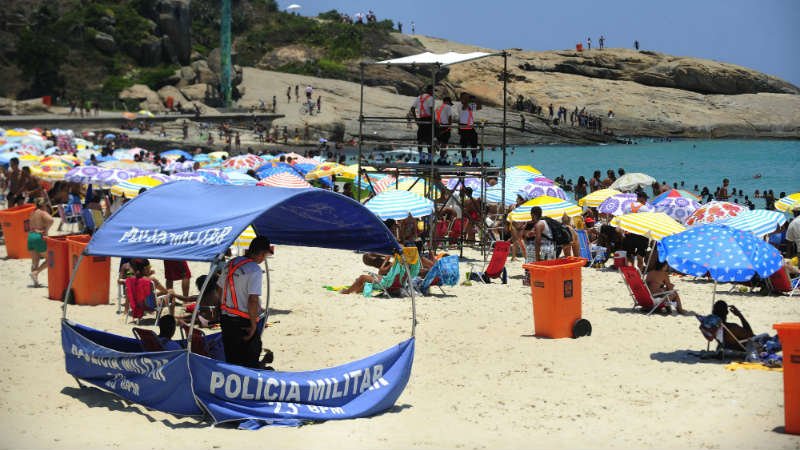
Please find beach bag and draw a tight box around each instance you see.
[542,217,572,246]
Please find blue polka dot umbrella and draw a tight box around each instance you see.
[657,223,783,306]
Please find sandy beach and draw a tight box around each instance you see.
[0,236,798,449]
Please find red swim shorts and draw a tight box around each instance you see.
[164,260,191,281]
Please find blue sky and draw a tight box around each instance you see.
[282,0,800,87]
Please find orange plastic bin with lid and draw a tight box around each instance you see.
[523,256,587,338]
[0,204,36,259]
[43,235,72,301]
[67,234,110,305]
[774,322,800,434]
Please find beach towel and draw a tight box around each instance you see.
[724,362,783,372]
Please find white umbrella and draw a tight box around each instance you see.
[610,172,656,192]
[287,4,301,10]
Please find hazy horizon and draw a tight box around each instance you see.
[284,0,800,87]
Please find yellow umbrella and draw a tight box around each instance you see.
[208,151,229,160]
[775,192,800,212]
[30,161,69,180]
[611,212,685,241]
[305,162,345,180]
[508,196,582,222]
[395,177,439,197]
[513,165,543,175]
[578,188,622,207]
[338,164,376,180]
[137,110,155,117]
[110,175,166,198]
[234,226,257,249]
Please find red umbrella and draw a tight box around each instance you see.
[685,201,745,226]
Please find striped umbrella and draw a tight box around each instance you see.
[257,172,311,188]
[720,209,788,237]
[365,190,434,220]
[194,169,230,185]
[274,152,319,166]
[208,151,229,160]
[480,176,535,204]
[508,196,583,222]
[685,201,745,226]
[160,149,193,160]
[395,177,439,196]
[653,196,700,223]
[775,192,800,212]
[222,154,263,171]
[99,160,158,172]
[223,171,258,186]
[110,175,169,198]
[372,175,398,194]
[512,165,543,175]
[518,181,568,201]
[611,212,685,241]
[169,172,206,183]
[578,188,622,207]
[598,193,638,216]
[234,226,257,249]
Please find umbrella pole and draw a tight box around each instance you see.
[711,279,717,310]
[401,258,417,338]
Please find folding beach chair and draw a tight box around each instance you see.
[618,265,673,314]
[180,323,210,357]
[125,277,166,324]
[364,247,422,298]
[132,327,166,352]
[420,255,460,295]
[468,241,510,284]
[696,314,749,360]
[765,267,800,297]
[576,229,607,267]
[57,203,83,233]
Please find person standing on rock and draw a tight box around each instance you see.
[272,95,277,112]
[295,85,299,103]
[587,37,592,50]
[286,86,291,103]
[634,40,640,50]
[409,85,435,164]
[599,35,605,50]
[411,21,415,34]
[317,96,322,113]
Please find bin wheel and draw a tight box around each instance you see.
[572,318,591,338]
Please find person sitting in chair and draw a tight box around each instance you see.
[126,258,175,322]
[645,260,685,314]
[172,274,221,327]
[341,254,396,295]
[156,315,183,350]
[712,300,754,349]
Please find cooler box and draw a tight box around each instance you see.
[0,204,36,259]
[43,235,72,301]
[774,323,800,434]
[523,257,587,338]
[613,250,627,269]
[67,234,110,305]
[576,43,583,52]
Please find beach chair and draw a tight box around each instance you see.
[132,327,166,352]
[57,203,83,233]
[468,241,510,284]
[576,229,607,267]
[364,247,422,297]
[124,277,165,324]
[180,323,209,357]
[618,265,673,314]
[696,314,749,360]
[420,255,460,295]
[765,267,800,297]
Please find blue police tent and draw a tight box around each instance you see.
[62,181,415,425]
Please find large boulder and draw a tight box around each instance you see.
[191,60,217,85]
[180,83,210,102]
[257,45,323,70]
[15,98,50,115]
[93,32,116,54]
[0,97,13,115]
[157,85,190,107]
[119,84,164,112]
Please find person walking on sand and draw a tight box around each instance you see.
[28,198,53,287]
[295,85,299,103]
[286,86,291,103]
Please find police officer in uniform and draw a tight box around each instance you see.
[217,236,272,367]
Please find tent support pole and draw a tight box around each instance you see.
[262,256,271,333]
[357,63,365,202]
[401,257,417,338]
[712,280,717,310]
[62,252,86,320]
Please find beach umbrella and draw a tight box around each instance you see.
[287,4,301,10]
[444,177,483,192]
[222,154,263,171]
[653,196,700,223]
[30,162,69,181]
[512,165,543,175]
[112,149,142,160]
[598,193,638,216]
[610,172,656,192]
[208,151,229,160]
[396,177,439,197]
[274,152,318,166]
[255,161,298,179]
[169,172,206,183]
[234,226,258,249]
[365,190,434,220]
[161,149,193,160]
[65,166,139,186]
[305,162,344,180]
[137,110,155,117]
[0,151,19,165]
[651,189,701,205]
[372,175,398,194]
[685,201,745,226]
[194,169,230,185]
[223,171,258,186]
[719,209,788,237]
[518,181,568,201]
[193,154,211,164]
[611,212,685,241]
[99,160,158,172]
[775,192,800,212]
[340,164,376,180]
[291,163,317,176]
[110,175,169,198]
[578,188,622,207]
[508,196,582,222]
[657,224,783,306]
[17,154,42,168]
[257,172,311,188]
[104,133,116,140]
[122,112,137,120]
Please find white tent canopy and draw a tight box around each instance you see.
[374,51,497,66]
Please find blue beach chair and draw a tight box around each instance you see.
[420,255,460,295]
[576,229,607,267]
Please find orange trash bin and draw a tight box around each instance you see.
[774,322,800,435]
[0,204,36,259]
[67,234,110,305]
[523,256,588,339]
[43,235,72,301]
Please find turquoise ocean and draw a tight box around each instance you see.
[493,139,799,208]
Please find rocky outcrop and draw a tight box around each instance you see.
[92,32,116,54]
[517,49,800,95]
[119,84,164,112]
[257,45,323,70]
[156,85,189,107]
[179,83,210,102]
